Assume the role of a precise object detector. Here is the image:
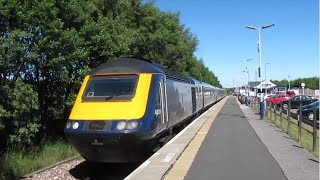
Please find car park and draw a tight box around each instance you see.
[280,95,318,109]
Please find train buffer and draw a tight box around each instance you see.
[126,96,319,180]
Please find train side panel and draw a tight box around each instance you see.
[166,80,193,127]
[203,87,213,107]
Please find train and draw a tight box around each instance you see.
[64,58,226,163]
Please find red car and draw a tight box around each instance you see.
[266,94,290,105]
[286,90,296,97]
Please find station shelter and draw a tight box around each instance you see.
[253,80,276,95]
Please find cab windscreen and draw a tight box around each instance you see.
[82,75,138,101]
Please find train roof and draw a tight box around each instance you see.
[188,77,202,85]
[201,82,216,88]
[90,58,193,84]
[201,81,225,91]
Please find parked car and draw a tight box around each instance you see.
[266,94,290,105]
[280,95,318,109]
[286,90,296,97]
[296,100,319,120]
[275,91,286,95]
[309,107,319,121]
[264,94,275,99]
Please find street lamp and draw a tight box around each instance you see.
[246,24,274,119]
[288,74,291,90]
[240,59,254,96]
[240,59,253,96]
[240,59,253,63]
[242,68,251,96]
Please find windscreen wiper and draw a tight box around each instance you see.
[105,90,133,100]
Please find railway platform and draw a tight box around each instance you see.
[126,96,319,180]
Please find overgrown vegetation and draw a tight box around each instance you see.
[0,139,78,179]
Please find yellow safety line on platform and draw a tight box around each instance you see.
[163,96,229,180]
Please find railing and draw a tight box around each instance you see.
[246,96,318,153]
[266,101,318,152]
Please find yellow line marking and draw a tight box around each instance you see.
[163,96,229,180]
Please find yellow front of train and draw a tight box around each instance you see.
[64,58,164,163]
[68,73,151,122]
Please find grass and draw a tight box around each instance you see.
[252,105,319,159]
[0,139,78,180]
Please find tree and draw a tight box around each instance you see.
[8,79,40,148]
[272,76,319,90]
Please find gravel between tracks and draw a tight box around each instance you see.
[23,159,85,180]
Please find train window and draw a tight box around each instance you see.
[82,75,138,101]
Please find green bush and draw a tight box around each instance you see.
[8,78,40,148]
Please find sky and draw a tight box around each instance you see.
[154,0,319,88]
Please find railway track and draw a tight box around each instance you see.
[22,157,142,180]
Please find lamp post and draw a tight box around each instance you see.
[246,24,274,119]
[242,67,249,96]
[240,59,253,96]
[288,74,291,90]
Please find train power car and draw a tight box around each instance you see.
[64,58,226,163]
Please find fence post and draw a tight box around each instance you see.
[265,102,268,117]
[298,102,302,142]
[274,104,276,124]
[267,103,270,120]
[287,100,291,134]
[271,104,274,121]
[313,107,317,152]
[269,104,271,120]
[280,101,283,129]
[270,103,272,120]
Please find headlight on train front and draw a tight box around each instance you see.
[116,121,126,130]
[126,121,139,130]
[66,122,72,129]
[72,122,79,129]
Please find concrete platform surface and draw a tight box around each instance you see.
[240,99,319,180]
[184,96,287,180]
